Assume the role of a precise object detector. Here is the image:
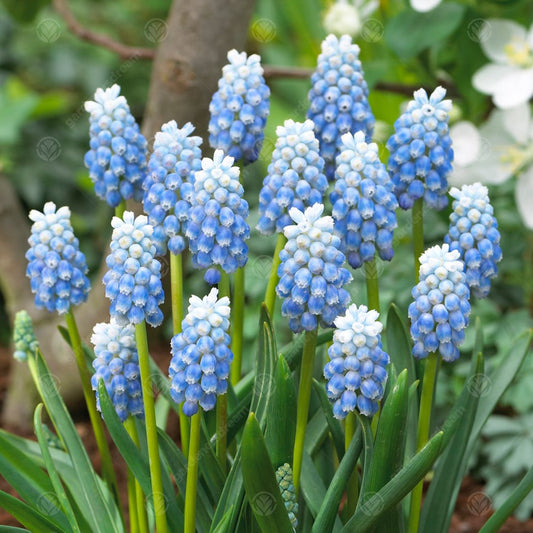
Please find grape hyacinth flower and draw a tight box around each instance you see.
[324,304,389,418]
[142,120,202,256]
[307,34,375,180]
[275,463,298,530]
[331,131,398,269]
[103,212,164,327]
[409,244,471,362]
[257,119,329,235]
[186,150,250,283]
[13,310,39,362]
[444,183,502,299]
[386,86,453,210]
[91,320,143,422]
[84,84,148,207]
[168,288,232,416]
[276,204,352,333]
[208,50,270,164]
[26,202,91,314]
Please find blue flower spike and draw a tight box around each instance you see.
[168,288,233,416]
[257,119,329,235]
[331,131,398,269]
[209,49,270,164]
[307,34,375,181]
[142,120,202,256]
[386,86,453,211]
[409,244,471,363]
[103,211,165,327]
[84,84,148,207]
[324,304,389,419]
[276,204,352,333]
[13,310,39,362]
[444,183,502,299]
[186,150,250,279]
[26,202,91,314]
[91,320,144,422]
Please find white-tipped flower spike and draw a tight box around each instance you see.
[103,212,164,327]
[26,202,91,314]
[276,204,352,333]
[208,50,270,164]
[331,131,398,269]
[142,121,202,256]
[84,85,148,207]
[13,310,39,362]
[257,119,328,235]
[324,304,389,418]
[91,320,143,422]
[307,34,375,181]
[444,184,502,299]
[409,244,471,362]
[386,87,453,210]
[168,288,232,416]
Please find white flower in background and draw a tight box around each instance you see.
[449,103,533,228]
[323,0,378,37]
[472,19,533,109]
[410,0,441,13]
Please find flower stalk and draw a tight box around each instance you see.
[184,412,201,533]
[264,233,286,317]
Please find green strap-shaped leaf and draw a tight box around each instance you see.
[341,432,444,532]
[34,404,80,533]
[241,413,294,533]
[312,426,363,533]
[386,304,416,386]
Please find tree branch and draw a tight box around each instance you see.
[52,0,156,60]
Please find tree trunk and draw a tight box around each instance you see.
[1,0,255,429]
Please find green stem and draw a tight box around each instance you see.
[184,412,201,533]
[264,233,287,317]
[292,327,318,494]
[64,310,121,513]
[125,418,149,533]
[114,200,126,219]
[230,266,245,386]
[412,198,424,283]
[135,321,168,533]
[170,252,189,456]
[364,258,380,313]
[407,351,439,533]
[126,448,139,533]
[216,272,231,472]
[344,412,359,518]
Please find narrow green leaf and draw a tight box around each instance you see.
[304,409,330,457]
[356,414,374,504]
[386,304,416,386]
[34,404,80,533]
[57,325,94,365]
[312,427,363,533]
[266,355,297,468]
[0,527,31,532]
[242,413,294,532]
[210,506,235,533]
[341,432,444,532]
[313,379,345,461]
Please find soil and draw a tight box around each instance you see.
[1,345,533,531]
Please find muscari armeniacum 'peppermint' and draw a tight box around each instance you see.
[91,320,143,422]
[444,183,502,299]
[13,310,39,362]
[84,84,148,207]
[276,204,352,333]
[324,304,389,418]
[386,87,453,210]
[26,202,91,314]
[275,463,298,530]
[142,120,202,256]
[331,131,398,269]
[307,34,375,181]
[409,244,471,362]
[257,119,329,235]
[103,212,164,327]
[186,150,249,281]
[208,49,270,164]
[168,288,232,416]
